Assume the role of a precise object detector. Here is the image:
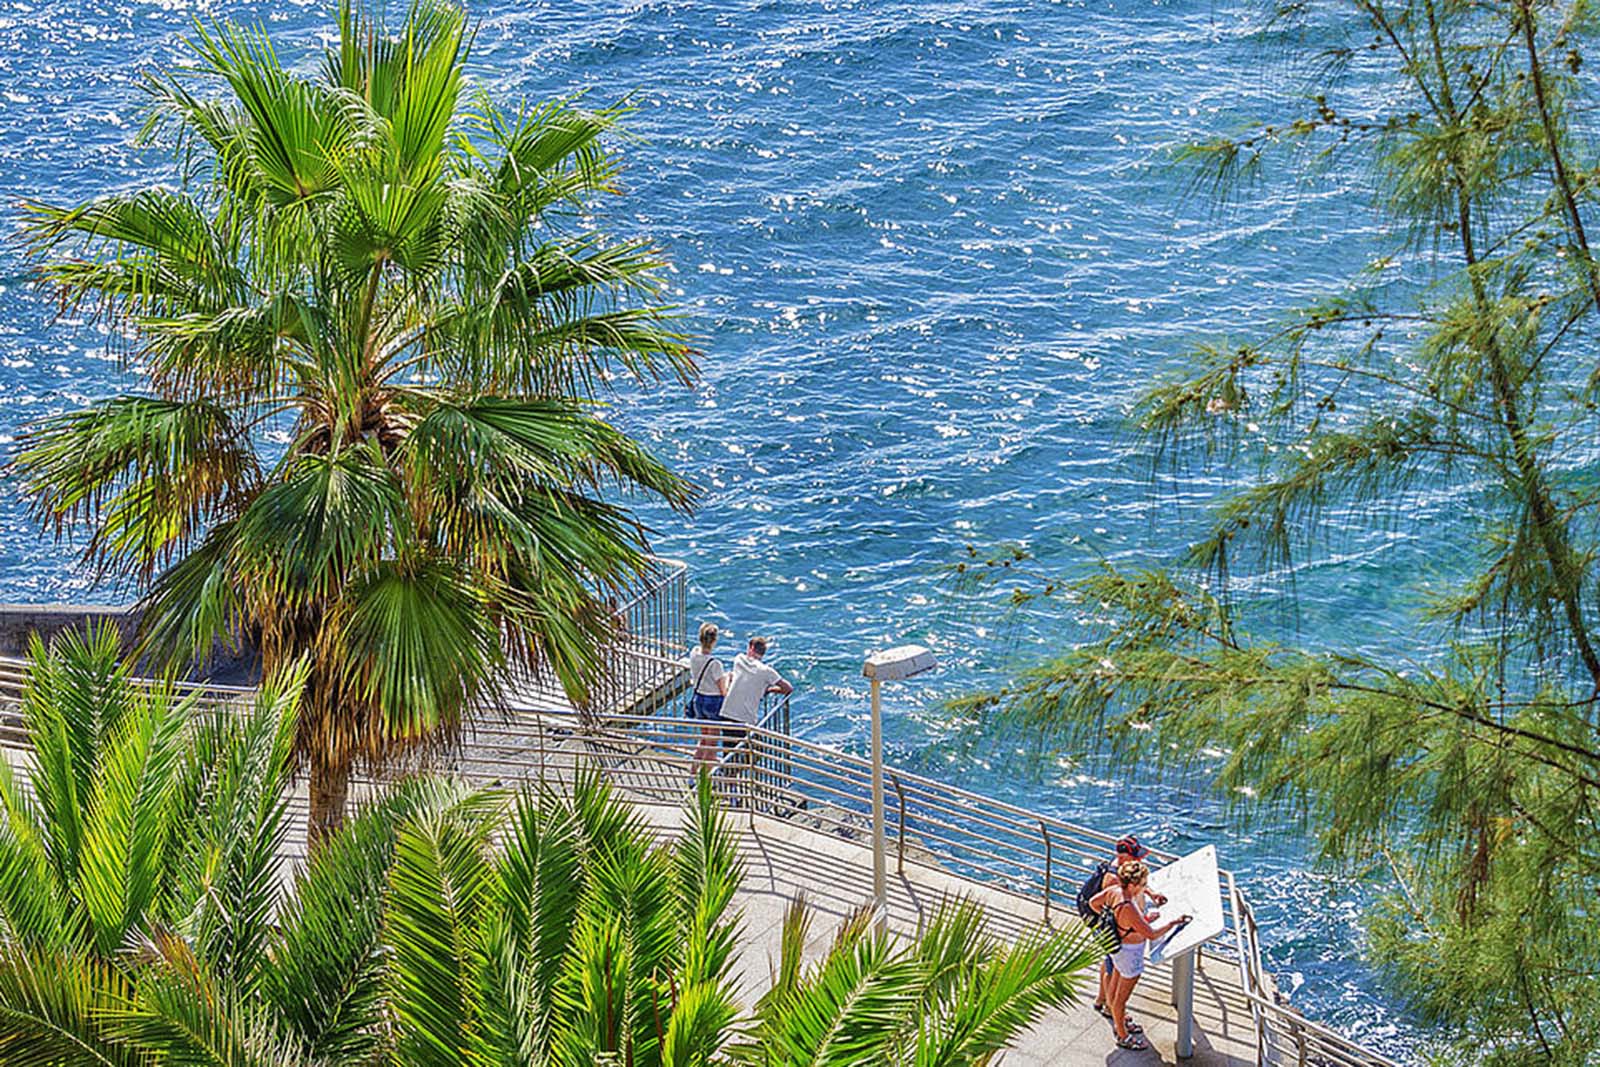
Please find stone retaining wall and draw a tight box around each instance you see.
[0,603,258,684]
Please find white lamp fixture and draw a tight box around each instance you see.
[861,644,938,935]
[862,645,939,683]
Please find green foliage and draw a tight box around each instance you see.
[0,642,1091,1065]
[971,1,1600,1061]
[732,894,1100,1067]
[8,0,697,843]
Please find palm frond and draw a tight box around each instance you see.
[19,189,235,295]
[910,913,1100,1067]
[495,785,586,1045]
[0,945,134,1067]
[111,929,311,1067]
[74,681,191,956]
[231,443,411,607]
[11,396,257,579]
[384,787,500,1067]
[18,626,130,897]
[743,909,924,1067]
[673,770,742,989]
[0,758,67,949]
[658,979,738,1067]
[260,781,462,1062]
[187,18,354,206]
[332,558,505,746]
[166,672,301,987]
[134,521,246,676]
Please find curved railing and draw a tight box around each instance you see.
[0,655,1395,1066]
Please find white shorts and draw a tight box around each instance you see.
[1111,940,1146,979]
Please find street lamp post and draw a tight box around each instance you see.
[861,644,938,935]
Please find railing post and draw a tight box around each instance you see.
[892,774,906,874]
[1040,821,1052,925]
[1173,951,1196,1058]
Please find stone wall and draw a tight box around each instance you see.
[0,603,138,656]
[0,603,259,684]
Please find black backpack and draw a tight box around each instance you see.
[1075,860,1114,920]
[1076,861,1123,948]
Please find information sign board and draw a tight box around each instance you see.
[1145,844,1225,967]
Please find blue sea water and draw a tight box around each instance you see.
[0,0,1440,1056]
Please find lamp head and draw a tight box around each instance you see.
[862,644,938,682]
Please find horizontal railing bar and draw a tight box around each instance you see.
[528,711,1171,863]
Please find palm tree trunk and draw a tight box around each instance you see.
[308,746,353,851]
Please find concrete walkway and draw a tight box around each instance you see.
[631,802,1258,1067]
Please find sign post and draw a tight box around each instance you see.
[1146,845,1225,1059]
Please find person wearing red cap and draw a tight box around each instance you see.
[1091,860,1190,1051]
[1084,836,1166,1025]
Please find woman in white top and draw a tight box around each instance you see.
[688,622,729,764]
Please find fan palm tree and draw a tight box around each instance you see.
[11,0,696,845]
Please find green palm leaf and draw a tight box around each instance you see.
[0,945,135,1067]
[907,904,1098,1067]
[334,559,504,741]
[232,444,410,604]
[188,19,353,205]
[166,673,301,987]
[13,396,255,578]
[673,771,742,992]
[110,930,311,1067]
[495,785,586,1047]
[0,758,67,948]
[75,682,190,956]
[134,521,246,675]
[18,626,132,894]
[384,788,501,1067]
[743,905,924,1067]
[262,779,471,1061]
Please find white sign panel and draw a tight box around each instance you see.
[1144,844,1225,966]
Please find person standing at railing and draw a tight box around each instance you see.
[1078,835,1166,1028]
[1090,860,1190,1053]
[717,635,792,754]
[688,622,730,765]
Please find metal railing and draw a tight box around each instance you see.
[0,652,1395,1066]
[1227,877,1391,1066]
[590,556,690,717]
[500,556,691,718]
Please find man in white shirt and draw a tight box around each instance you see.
[718,636,793,748]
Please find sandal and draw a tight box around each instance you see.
[1096,1005,1139,1032]
[1094,1002,1112,1019]
[1115,1033,1149,1051]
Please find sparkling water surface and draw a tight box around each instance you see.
[0,0,1437,1056]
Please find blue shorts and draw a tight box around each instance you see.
[690,693,725,721]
